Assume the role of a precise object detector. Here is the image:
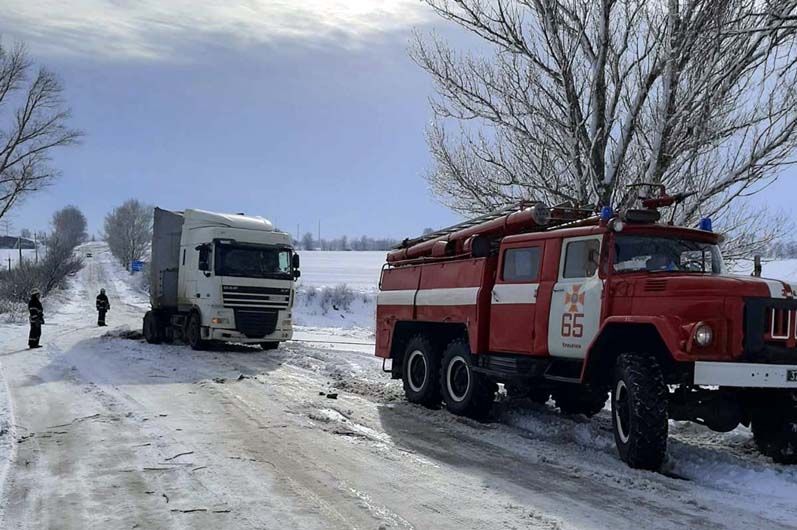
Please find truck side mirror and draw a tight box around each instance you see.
[292,253,301,279]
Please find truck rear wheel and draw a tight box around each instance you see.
[611,353,668,470]
[187,313,207,351]
[401,335,441,407]
[440,339,496,419]
[752,396,797,464]
[143,311,161,344]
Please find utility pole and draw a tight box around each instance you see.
[7,257,10,271]
[317,220,321,251]
[18,235,22,264]
[34,232,38,263]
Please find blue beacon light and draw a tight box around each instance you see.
[698,218,713,232]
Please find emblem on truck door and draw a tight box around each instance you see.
[562,284,585,338]
[565,284,585,313]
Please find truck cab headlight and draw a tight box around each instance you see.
[211,317,229,325]
[694,324,713,347]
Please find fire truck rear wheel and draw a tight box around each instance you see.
[611,353,668,470]
[751,399,797,464]
[401,335,441,407]
[440,339,496,419]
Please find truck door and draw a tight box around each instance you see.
[490,244,543,354]
[548,235,603,359]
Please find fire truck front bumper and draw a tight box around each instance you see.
[694,361,797,388]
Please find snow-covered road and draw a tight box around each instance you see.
[0,243,796,529]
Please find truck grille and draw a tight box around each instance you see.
[234,309,278,338]
[744,298,797,362]
[768,307,794,341]
[222,285,290,309]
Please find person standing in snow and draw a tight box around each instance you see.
[28,289,44,349]
[96,288,110,327]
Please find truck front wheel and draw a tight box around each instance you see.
[401,335,441,407]
[611,353,669,470]
[187,313,207,351]
[143,311,161,344]
[752,395,797,464]
[440,339,496,419]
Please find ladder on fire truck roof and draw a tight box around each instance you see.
[395,201,594,249]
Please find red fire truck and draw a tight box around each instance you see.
[375,193,797,470]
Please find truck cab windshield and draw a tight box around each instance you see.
[613,234,723,274]
[214,243,291,279]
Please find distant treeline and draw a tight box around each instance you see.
[766,241,797,259]
[296,233,400,251]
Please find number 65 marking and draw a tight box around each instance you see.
[561,313,584,338]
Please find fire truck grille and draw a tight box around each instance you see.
[222,285,290,310]
[233,309,278,339]
[744,298,797,363]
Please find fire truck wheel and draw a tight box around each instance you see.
[143,311,161,344]
[752,404,797,464]
[552,386,608,417]
[611,354,668,470]
[187,313,207,351]
[401,335,441,407]
[440,339,496,419]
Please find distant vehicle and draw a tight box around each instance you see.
[143,208,300,351]
[376,189,797,470]
[86,252,93,258]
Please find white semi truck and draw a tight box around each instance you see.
[143,208,300,350]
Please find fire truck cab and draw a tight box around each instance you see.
[376,200,797,470]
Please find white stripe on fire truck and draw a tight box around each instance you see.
[377,290,416,306]
[377,287,480,306]
[491,283,538,305]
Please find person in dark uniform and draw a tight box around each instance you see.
[28,289,44,348]
[96,288,110,327]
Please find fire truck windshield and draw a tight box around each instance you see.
[612,235,724,274]
[214,243,292,279]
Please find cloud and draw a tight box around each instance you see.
[0,0,434,61]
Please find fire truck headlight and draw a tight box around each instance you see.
[694,324,714,347]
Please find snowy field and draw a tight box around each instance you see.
[0,244,797,528]
[292,250,385,333]
[296,250,386,292]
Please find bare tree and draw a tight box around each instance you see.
[301,232,315,250]
[0,42,81,221]
[51,205,87,250]
[103,199,153,270]
[414,0,797,252]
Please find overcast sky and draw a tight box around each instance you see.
[0,1,794,240]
